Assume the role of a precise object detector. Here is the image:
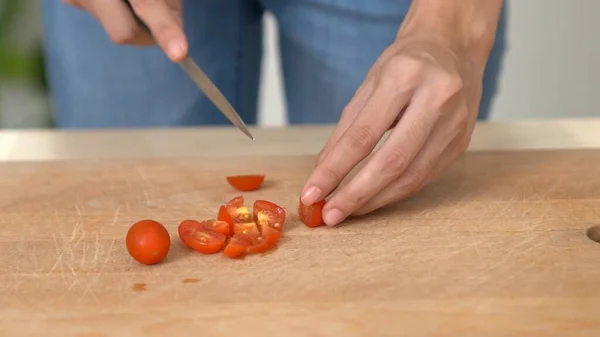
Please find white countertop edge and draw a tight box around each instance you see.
[0,118,598,161]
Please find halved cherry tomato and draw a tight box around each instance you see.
[223,234,253,258]
[253,200,286,232]
[298,198,326,227]
[225,195,252,224]
[200,219,231,237]
[126,219,171,265]
[226,175,265,191]
[178,220,226,254]
[220,197,287,259]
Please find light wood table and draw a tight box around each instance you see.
[1,118,600,336]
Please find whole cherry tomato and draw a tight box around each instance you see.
[126,219,171,265]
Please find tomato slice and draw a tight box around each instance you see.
[178,220,227,254]
[298,198,326,227]
[233,222,261,238]
[218,205,233,225]
[226,175,265,191]
[259,224,282,246]
[225,195,252,224]
[221,197,287,258]
[200,219,231,237]
[253,200,286,232]
[223,234,253,258]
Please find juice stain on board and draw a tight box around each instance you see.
[132,283,147,292]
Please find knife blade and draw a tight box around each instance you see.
[121,0,255,141]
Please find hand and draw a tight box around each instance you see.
[62,0,187,62]
[300,34,485,226]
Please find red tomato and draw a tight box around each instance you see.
[233,222,261,238]
[226,175,265,191]
[223,234,253,258]
[126,219,171,265]
[253,200,286,232]
[200,219,231,237]
[225,195,252,224]
[178,220,226,254]
[259,224,282,246]
[217,205,233,227]
[298,198,326,227]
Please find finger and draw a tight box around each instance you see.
[315,45,408,167]
[62,0,84,9]
[320,85,443,226]
[354,120,469,216]
[315,79,375,167]
[301,75,413,207]
[129,0,188,61]
[90,0,154,46]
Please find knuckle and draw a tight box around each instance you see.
[344,124,378,154]
[436,72,463,96]
[378,55,423,96]
[400,168,426,193]
[315,149,328,166]
[456,134,471,152]
[381,148,411,175]
[110,31,135,45]
[319,165,343,188]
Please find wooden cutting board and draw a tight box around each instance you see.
[1,149,599,336]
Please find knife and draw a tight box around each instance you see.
[121,0,255,141]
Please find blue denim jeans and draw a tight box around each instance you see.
[40,0,506,128]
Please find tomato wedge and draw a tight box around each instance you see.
[223,234,253,258]
[259,224,282,245]
[233,221,261,237]
[225,195,252,224]
[219,197,287,259]
[178,220,227,254]
[217,205,234,234]
[200,219,231,237]
[253,200,286,232]
[226,175,265,191]
[298,198,326,227]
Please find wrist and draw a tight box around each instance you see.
[397,0,503,68]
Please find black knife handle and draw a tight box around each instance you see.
[122,0,152,35]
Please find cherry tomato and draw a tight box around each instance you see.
[200,219,231,237]
[126,219,171,265]
[223,234,253,258]
[217,205,233,228]
[225,195,252,224]
[226,175,265,191]
[178,220,226,254]
[253,200,286,232]
[233,222,261,238]
[298,198,326,227]
[259,224,282,246]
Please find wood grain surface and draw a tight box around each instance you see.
[1,149,600,336]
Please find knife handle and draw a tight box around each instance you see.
[121,0,152,36]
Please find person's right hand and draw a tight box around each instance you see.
[62,0,187,62]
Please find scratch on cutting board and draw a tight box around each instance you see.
[135,167,156,207]
[80,207,119,301]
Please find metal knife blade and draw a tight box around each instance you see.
[121,0,255,140]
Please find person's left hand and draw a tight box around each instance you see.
[300,33,486,226]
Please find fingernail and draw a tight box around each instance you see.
[323,208,343,226]
[301,186,322,205]
[168,40,185,60]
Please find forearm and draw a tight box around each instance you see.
[398,0,503,67]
